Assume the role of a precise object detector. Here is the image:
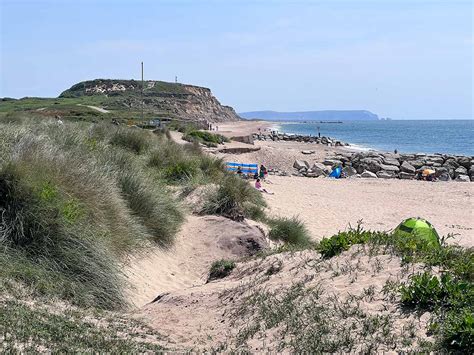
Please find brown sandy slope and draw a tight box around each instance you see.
[124,215,268,307]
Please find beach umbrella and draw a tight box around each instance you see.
[393,217,440,247]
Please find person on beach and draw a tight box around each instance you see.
[255,179,274,194]
[259,164,266,180]
[236,166,243,176]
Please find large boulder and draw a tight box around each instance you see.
[361,170,377,178]
[435,167,449,176]
[309,163,327,177]
[407,160,425,169]
[469,166,474,177]
[359,158,382,173]
[399,172,415,180]
[323,159,343,167]
[379,164,400,173]
[312,162,330,172]
[426,156,444,165]
[455,175,470,182]
[401,154,415,161]
[400,161,416,174]
[438,172,451,181]
[342,166,357,177]
[382,157,400,166]
[457,156,471,169]
[377,170,396,179]
[293,160,309,170]
[454,166,468,178]
[444,158,459,169]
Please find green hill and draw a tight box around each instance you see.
[1,79,241,123]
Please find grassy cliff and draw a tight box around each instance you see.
[1,79,241,123]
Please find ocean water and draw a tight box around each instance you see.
[275,120,474,156]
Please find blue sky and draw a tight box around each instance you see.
[1,0,472,119]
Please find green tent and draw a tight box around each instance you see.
[393,217,440,247]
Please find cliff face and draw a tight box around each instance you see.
[59,79,240,122]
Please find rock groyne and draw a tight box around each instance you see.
[253,132,349,147]
[292,151,473,182]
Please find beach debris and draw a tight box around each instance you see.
[301,150,315,155]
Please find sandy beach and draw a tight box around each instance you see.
[123,121,473,350]
[216,120,474,247]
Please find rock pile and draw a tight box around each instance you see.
[293,151,474,182]
[253,133,349,147]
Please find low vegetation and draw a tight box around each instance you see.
[316,226,474,352]
[208,259,236,281]
[232,282,425,353]
[0,297,165,352]
[267,216,312,246]
[201,174,266,221]
[0,119,188,310]
[184,130,229,147]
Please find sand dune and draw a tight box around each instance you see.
[137,246,432,351]
[124,215,267,307]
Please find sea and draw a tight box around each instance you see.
[274,120,474,156]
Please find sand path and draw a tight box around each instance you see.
[76,104,110,113]
[124,215,267,307]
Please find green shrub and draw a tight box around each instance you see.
[317,226,376,257]
[184,130,229,145]
[163,159,200,182]
[148,142,186,169]
[399,272,474,351]
[0,165,125,309]
[201,174,265,220]
[198,155,225,180]
[110,128,151,154]
[399,273,444,309]
[268,216,311,246]
[0,122,186,309]
[441,309,474,351]
[118,171,183,247]
[208,259,236,281]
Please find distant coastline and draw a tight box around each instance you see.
[239,110,379,121]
